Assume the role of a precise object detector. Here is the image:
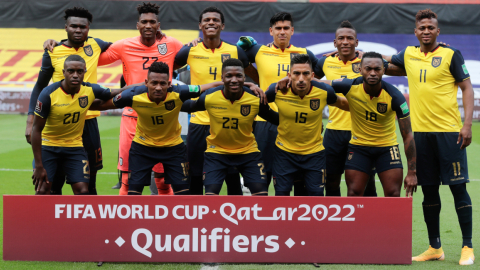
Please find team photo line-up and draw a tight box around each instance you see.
[26,3,474,265]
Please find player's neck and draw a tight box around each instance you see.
[291,86,308,99]
[203,36,222,50]
[140,36,156,47]
[273,41,290,51]
[61,80,80,95]
[64,39,84,49]
[338,52,356,63]
[223,88,242,102]
[363,82,382,97]
[420,41,439,54]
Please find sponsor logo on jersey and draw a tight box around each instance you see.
[400,101,409,114]
[35,101,42,112]
[113,93,122,102]
[221,54,231,63]
[53,103,70,107]
[327,66,341,69]
[240,104,251,116]
[193,56,209,59]
[277,141,284,146]
[352,63,361,73]
[290,53,299,61]
[78,96,88,108]
[377,102,388,113]
[84,45,93,57]
[431,57,442,68]
[310,99,320,111]
[165,100,175,111]
[139,136,145,141]
[462,64,469,75]
[409,58,421,61]
[158,43,168,55]
[348,152,353,160]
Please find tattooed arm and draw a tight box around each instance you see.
[398,116,417,197]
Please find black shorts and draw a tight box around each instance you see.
[345,144,403,174]
[129,141,189,186]
[415,132,469,185]
[203,152,267,186]
[324,129,351,175]
[41,146,90,184]
[273,146,325,195]
[187,123,210,176]
[82,118,103,171]
[253,121,278,173]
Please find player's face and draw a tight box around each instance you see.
[334,28,358,56]
[146,72,171,102]
[289,63,313,96]
[415,18,440,46]
[199,12,224,38]
[137,13,160,40]
[62,61,86,88]
[65,17,89,45]
[360,58,384,86]
[222,66,245,95]
[270,21,294,46]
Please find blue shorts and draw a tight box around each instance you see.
[253,121,278,173]
[203,152,267,186]
[41,146,90,184]
[82,118,103,171]
[415,132,469,185]
[345,144,403,174]
[273,147,325,195]
[187,123,210,176]
[324,129,351,175]
[129,141,189,186]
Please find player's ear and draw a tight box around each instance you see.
[136,22,140,31]
[291,27,294,36]
[145,78,148,85]
[167,81,172,88]
[355,38,359,47]
[269,27,273,37]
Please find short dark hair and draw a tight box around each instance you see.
[290,54,312,70]
[360,51,384,66]
[416,8,437,23]
[270,12,293,27]
[64,7,93,23]
[222,58,244,72]
[148,62,169,77]
[199,7,225,24]
[336,20,356,35]
[137,2,160,18]
[64,55,86,67]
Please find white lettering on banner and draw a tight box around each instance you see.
[130,228,280,257]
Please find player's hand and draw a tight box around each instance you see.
[266,42,274,48]
[458,125,472,149]
[322,50,338,57]
[439,41,450,46]
[247,84,267,105]
[43,39,59,52]
[185,37,202,47]
[32,166,49,192]
[403,172,417,198]
[275,76,290,94]
[25,115,34,144]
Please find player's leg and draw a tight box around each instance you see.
[119,171,130,195]
[364,173,378,197]
[301,151,326,196]
[187,123,209,195]
[128,142,159,195]
[48,162,65,195]
[203,152,229,195]
[237,152,268,196]
[35,146,59,195]
[225,168,243,195]
[159,143,190,195]
[374,145,403,197]
[344,144,373,196]
[293,179,307,196]
[62,147,90,195]
[82,118,103,195]
[153,163,173,195]
[253,121,277,188]
[272,146,296,196]
[324,129,351,196]
[118,114,137,194]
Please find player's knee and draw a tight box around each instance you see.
[347,188,363,196]
[172,184,190,195]
[248,183,268,195]
[204,184,222,195]
[128,184,144,195]
[275,190,290,196]
[326,174,342,186]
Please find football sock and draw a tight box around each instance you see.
[205,184,223,195]
[422,185,442,249]
[155,177,173,195]
[171,184,190,195]
[450,183,473,248]
[88,170,97,195]
[128,184,144,195]
[364,174,377,197]
[190,175,204,195]
[293,180,308,196]
[248,182,268,196]
[119,172,129,195]
[225,173,243,195]
[275,190,290,196]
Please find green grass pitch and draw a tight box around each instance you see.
[0,114,479,269]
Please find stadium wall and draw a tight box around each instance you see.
[1,1,480,34]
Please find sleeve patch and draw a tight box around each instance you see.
[35,100,42,113]
[113,93,122,102]
[100,85,111,91]
[400,101,409,115]
[188,85,200,93]
[462,64,469,75]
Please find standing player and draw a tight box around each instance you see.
[183,59,278,195]
[266,54,349,196]
[174,7,251,195]
[324,52,417,198]
[98,2,184,195]
[32,56,114,195]
[384,9,475,265]
[27,7,110,195]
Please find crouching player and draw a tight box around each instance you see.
[32,55,115,194]
[327,52,417,197]
[267,54,349,196]
[183,59,279,195]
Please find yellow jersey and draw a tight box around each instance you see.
[391,45,470,132]
[331,78,410,147]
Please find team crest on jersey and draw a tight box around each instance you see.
[310,99,320,111]
[348,152,353,160]
[165,100,175,111]
[432,57,442,68]
[377,102,388,113]
[240,105,251,116]
[83,45,93,57]
[35,100,42,112]
[158,43,168,55]
[290,53,299,61]
[78,96,88,108]
[221,54,231,63]
[352,63,361,73]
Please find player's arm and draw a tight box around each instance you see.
[329,78,353,96]
[109,82,144,98]
[98,40,122,66]
[458,79,474,149]
[311,55,326,80]
[26,50,54,144]
[174,46,191,70]
[258,102,279,126]
[237,46,259,84]
[90,87,135,111]
[324,84,349,111]
[181,90,208,113]
[264,83,277,103]
[244,82,266,104]
[31,115,48,192]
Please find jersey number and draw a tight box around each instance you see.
[295,112,307,123]
[143,57,158,70]
[63,112,80,124]
[277,64,290,76]
[365,111,377,121]
[419,69,427,83]
[210,67,217,80]
[390,146,400,160]
[151,115,164,125]
[453,162,461,177]
[222,117,239,129]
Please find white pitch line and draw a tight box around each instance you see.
[200,264,219,270]
[0,168,117,175]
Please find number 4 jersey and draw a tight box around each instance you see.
[331,77,410,147]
